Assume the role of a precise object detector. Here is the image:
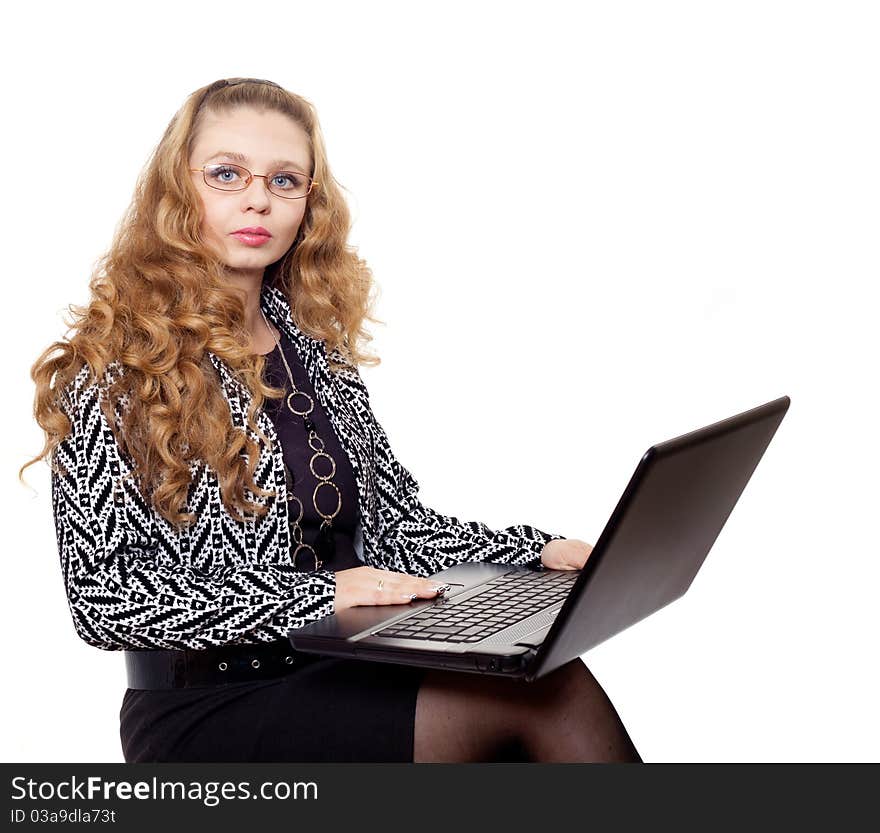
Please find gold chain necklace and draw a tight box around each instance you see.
[260,308,341,571]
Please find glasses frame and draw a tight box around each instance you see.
[190,163,320,200]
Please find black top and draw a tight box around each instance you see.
[260,331,362,573]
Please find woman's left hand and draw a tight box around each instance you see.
[540,538,594,570]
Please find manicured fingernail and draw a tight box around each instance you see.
[403,593,417,600]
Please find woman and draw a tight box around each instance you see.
[22,78,641,763]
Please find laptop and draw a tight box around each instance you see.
[289,395,790,682]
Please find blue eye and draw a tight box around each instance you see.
[271,173,303,190]
[206,165,244,185]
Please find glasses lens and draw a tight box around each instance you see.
[204,163,249,191]
[267,171,312,199]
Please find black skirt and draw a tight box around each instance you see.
[120,656,427,762]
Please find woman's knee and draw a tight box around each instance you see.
[412,660,602,761]
[413,668,536,762]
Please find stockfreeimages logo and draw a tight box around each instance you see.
[10,775,318,807]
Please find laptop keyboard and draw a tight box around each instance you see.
[375,569,580,643]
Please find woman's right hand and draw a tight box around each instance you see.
[333,566,449,613]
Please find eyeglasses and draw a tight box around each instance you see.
[190,163,319,199]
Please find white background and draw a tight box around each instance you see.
[2,0,877,763]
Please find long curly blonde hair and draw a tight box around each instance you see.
[20,77,383,529]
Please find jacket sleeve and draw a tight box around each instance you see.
[343,369,567,579]
[50,378,337,652]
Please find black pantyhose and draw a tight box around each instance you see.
[413,658,642,763]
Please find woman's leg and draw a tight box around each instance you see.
[413,658,642,762]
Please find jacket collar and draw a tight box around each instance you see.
[206,282,379,548]
[205,282,316,389]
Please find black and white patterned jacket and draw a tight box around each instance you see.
[50,282,566,651]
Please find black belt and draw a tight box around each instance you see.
[124,638,328,690]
